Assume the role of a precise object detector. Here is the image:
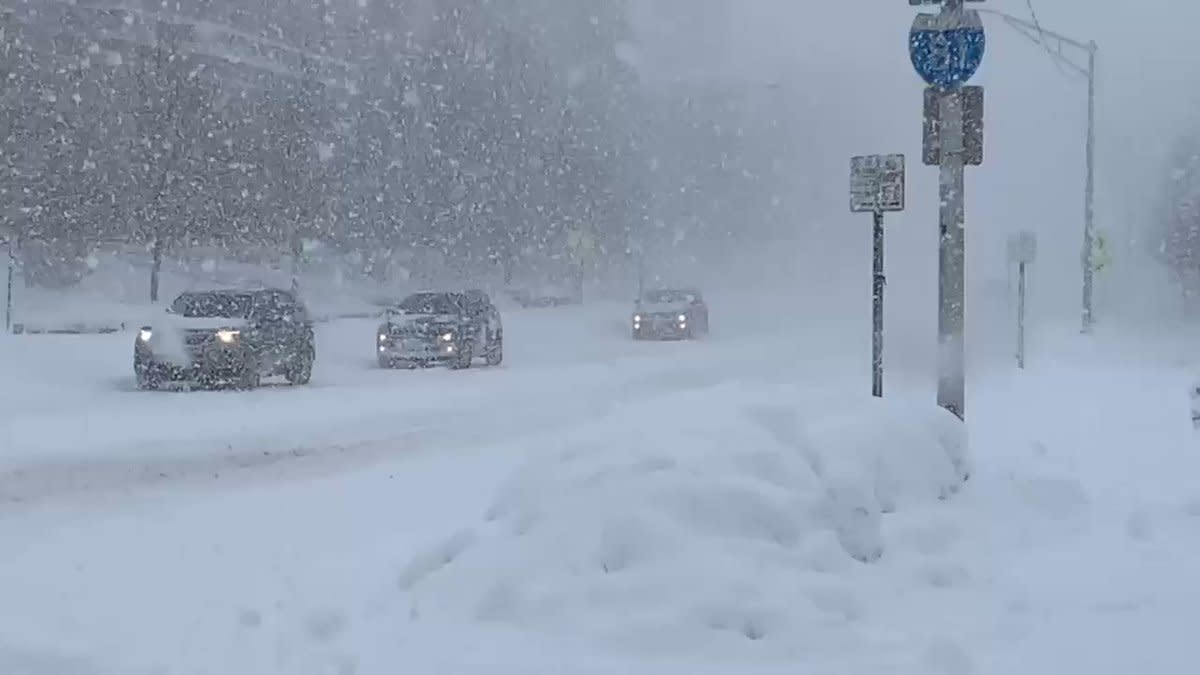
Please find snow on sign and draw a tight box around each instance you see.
[850,154,906,213]
[909,9,986,90]
[1007,231,1037,265]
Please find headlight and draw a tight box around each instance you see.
[677,314,687,322]
[138,328,153,342]
[216,329,240,343]
[440,332,455,342]
[378,333,387,343]
[633,314,642,322]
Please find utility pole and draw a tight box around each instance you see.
[909,0,986,421]
[1081,41,1097,332]
[976,9,1097,333]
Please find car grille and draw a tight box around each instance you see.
[640,313,686,331]
[390,322,440,338]
[184,330,214,345]
[183,330,216,358]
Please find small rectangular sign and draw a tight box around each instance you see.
[1007,231,1038,264]
[923,86,983,166]
[850,154,906,213]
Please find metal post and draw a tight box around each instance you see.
[637,257,645,299]
[872,210,885,398]
[1081,41,1097,333]
[290,230,302,296]
[4,245,12,334]
[1017,261,1027,369]
[937,85,966,421]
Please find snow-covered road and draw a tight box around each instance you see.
[0,298,867,508]
[2,297,1198,675]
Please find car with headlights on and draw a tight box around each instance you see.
[134,288,316,390]
[377,291,503,369]
[631,288,710,340]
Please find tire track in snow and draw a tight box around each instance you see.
[0,344,811,514]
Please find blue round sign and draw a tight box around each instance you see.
[909,10,986,90]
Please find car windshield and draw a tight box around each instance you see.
[169,292,253,319]
[641,290,694,305]
[395,293,462,315]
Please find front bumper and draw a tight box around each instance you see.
[633,316,690,339]
[135,342,250,381]
[378,338,459,362]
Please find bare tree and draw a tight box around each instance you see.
[128,20,218,301]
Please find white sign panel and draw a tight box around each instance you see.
[1007,231,1037,264]
[850,154,906,213]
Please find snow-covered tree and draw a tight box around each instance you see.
[0,0,658,294]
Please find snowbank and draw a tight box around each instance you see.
[398,383,968,662]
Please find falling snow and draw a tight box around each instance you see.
[1,2,1197,675]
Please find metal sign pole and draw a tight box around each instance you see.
[1017,260,1027,369]
[4,247,12,334]
[873,209,885,398]
[1007,231,1037,369]
[850,153,905,399]
[937,86,966,420]
[911,0,982,423]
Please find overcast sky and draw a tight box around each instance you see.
[630,0,1195,329]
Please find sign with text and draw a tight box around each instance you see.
[850,154,906,213]
[923,85,984,166]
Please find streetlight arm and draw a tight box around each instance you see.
[980,7,1099,333]
[994,16,1089,78]
[978,8,1092,52]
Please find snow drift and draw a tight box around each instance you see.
[398,382,968,662]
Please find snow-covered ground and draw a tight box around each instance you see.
[1,290,1198,674]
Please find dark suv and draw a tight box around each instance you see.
[377,291,503,369]
[134,288,316,390]
[632,287,710,340]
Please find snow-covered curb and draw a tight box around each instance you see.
[397,382,968,659]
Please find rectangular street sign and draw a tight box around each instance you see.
[1007,231,1038,264]
[850,154,906,213]
[923,86,984,166]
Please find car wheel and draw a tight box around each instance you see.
[378,354,394,369]
[286,347,314,385]
[451,343,473,370]
[135,367,161,391]
[485,339,503,366]
[237,367,261,390]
